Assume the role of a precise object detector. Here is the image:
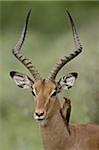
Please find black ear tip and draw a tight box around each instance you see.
[66,10,71,17]
[28,9,31,15]
[66,10,70,15]
[71,72,78,78]
[10,71,16,78]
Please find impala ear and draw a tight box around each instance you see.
[58,72,78,91]
[10,71,34,90]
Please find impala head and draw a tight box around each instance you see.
[10,10,82,125]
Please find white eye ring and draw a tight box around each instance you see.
[32,88,36,96]
[32,91,36,96]
[50,90,57,98]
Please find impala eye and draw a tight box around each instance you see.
[51,90,57,97]
[32,91,36,96]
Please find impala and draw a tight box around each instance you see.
[10,10,99,150]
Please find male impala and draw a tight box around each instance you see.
[10,10,99,150]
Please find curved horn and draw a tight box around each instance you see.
[47,11,82,80]
[12,10,42,80]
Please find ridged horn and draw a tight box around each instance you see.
[12,10,42,80]
[47,11,82,80]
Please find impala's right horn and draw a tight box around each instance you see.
[12,10,42,80]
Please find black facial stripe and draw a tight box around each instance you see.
[68,85,72,89]
[18,85,23,88]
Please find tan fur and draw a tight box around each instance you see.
[33,80,57,119]
[32,80,99,150]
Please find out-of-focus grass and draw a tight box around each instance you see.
[0,1,99,150]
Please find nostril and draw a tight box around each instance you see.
[35,112,44,117]
[40,112,44,116]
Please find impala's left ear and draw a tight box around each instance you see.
[58,72,78,91]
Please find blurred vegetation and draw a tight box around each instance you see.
[0,1,99,150]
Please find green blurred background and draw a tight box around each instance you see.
[0,1,99,150]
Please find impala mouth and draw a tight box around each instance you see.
[37,118,45,121]
[36,118,48,126]
[33,114,47,125]
[34,114,46,121]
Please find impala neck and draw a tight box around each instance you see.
[39,98,71,150]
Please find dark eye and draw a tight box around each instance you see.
[51,91,57,97]
[32,91,35,96]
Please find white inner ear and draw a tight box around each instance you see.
[13,75,32,89]
[66,76,75,86]
[61,76,76,90]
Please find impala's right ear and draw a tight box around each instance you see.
[10,71,34,90]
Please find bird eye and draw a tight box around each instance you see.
[32,91,36,96]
